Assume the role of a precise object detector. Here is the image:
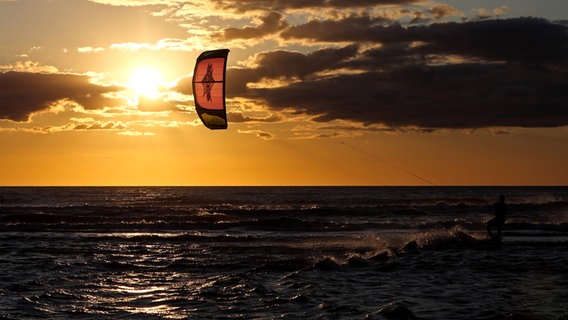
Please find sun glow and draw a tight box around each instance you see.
[128,67,164,98]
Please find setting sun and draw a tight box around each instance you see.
[128,67,164,98]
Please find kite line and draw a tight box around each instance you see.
[340,141,437,186]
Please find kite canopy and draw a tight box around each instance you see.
[192,49,230,130]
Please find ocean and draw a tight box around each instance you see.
[1,186,567,319]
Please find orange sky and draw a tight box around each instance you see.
[1,0,567,186]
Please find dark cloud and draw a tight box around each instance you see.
[0,72,123,122]
[226,17,568,128]
[252,64,568,128]
[281,13,395,43]
[241,45,359,79]
[212,0,419,12]
[282,17,568,65]
[219,12,289,40]
[412,18,568,65]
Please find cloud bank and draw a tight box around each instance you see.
[223,17,568,129]
[0,72,123,122]
[2,0,567,131]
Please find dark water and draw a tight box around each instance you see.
[1,187,567,319]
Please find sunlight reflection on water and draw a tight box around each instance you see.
[102,277,187,319]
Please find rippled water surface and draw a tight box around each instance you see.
[1,187,567,319]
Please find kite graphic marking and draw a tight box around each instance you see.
[202,64,215,102]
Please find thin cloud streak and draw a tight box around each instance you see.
[209,0,420,12]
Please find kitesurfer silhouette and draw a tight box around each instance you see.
[487,195,507,241]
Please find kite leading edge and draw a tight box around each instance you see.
[192,49,230,130]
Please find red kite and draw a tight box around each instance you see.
[192,49,229,130]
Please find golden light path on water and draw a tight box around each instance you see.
[102,265,186,318]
